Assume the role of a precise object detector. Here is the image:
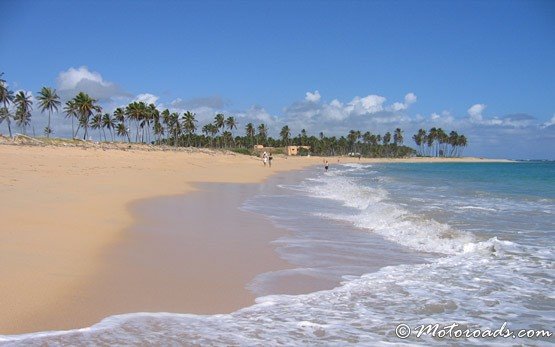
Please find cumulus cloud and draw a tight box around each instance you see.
[56,66,129,101]
[305,90,321,103]
[389,92,417,111]
[468,103,486,122]
[134,93,159,105]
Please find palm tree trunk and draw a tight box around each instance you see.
[71,117,75,138]
[47,110,51,138]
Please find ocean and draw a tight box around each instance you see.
[2,161,553,346]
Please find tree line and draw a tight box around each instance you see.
[0,74,467,157]
[412,128,468,157]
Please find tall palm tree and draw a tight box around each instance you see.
[14,91,33,135]
[90,113,103,140]
[63,100,79,139]
[437,128,448,157]
[182,111,197,146]
[347,129,359,152]
[102,113,116,141]
[0,107,13,137]
[280,125,291,146]
[37,87,61,138]
[116,122,131,142]
[213,113,225,147]
[214,113,225,133]
[225,116,237,147]
[0,79,14,137]
[257,123,267,145]
[153,120,164,145]
[393,128,403,146]
[73,92,101,140]
[125,102,148,142]
[245,122,255,147]
[169,112,181,147]
[113,107,125,124]
[143,103,158,143]
[202,123,218,147]
[382,132,391,145]
[412,129,426,156]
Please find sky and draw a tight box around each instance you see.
[1,0,554,159]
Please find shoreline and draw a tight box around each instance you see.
[0,144,511,334]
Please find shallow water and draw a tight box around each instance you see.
[2,162,553,346]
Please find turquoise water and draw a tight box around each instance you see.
[2,162,553,345]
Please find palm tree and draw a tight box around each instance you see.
[257,123,267,145]
[102,113,116,141]
[347,130,359,152]
[427,127,437,156]
[0,79,14,137]
[37,87,61,138]
[125,102,148,142]
[63,100,78,139]
[382,132,391,145]
[116,122,131,142]
[153,120,164,145]
[113,107,125,124]
[280,125,291,146]
[182,111,197,146]
[90,113,103,141]
[458,135,468,157]
[73,92,101,140]
[0,107,13,137]
[202,123,218,147]
[437,128,448,157]
[14,91,33,135]
[169,112,181,147]
[144,103,158,143]
[214,113,225,133]
[393,128,403,146]
[412,129,426,156]
[245,122,255,147]
[225,116,237,146]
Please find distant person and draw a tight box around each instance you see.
[268,153,273,167]
[324,160,329,172]
[262,151,268,166]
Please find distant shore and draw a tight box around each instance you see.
[0,142,511,334]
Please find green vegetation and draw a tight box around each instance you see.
[0,72,468,158]
[412,128,468,157]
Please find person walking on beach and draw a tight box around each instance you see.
[262,151,268,166]
[268,153,273,167]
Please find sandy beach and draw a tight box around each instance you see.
[0,143,510,334]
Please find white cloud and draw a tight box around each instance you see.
[542,114,555,128]
[305,90,321,103]
[135,93,159,105]
[389,92,417,111]
[468,103,486,122]
[238,105,277,124]
[404,92,417,105]
[350,95,386,114]
[56,66,129,101]
[57,66,110,90]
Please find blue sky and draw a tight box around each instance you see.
[1,0,554,159]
